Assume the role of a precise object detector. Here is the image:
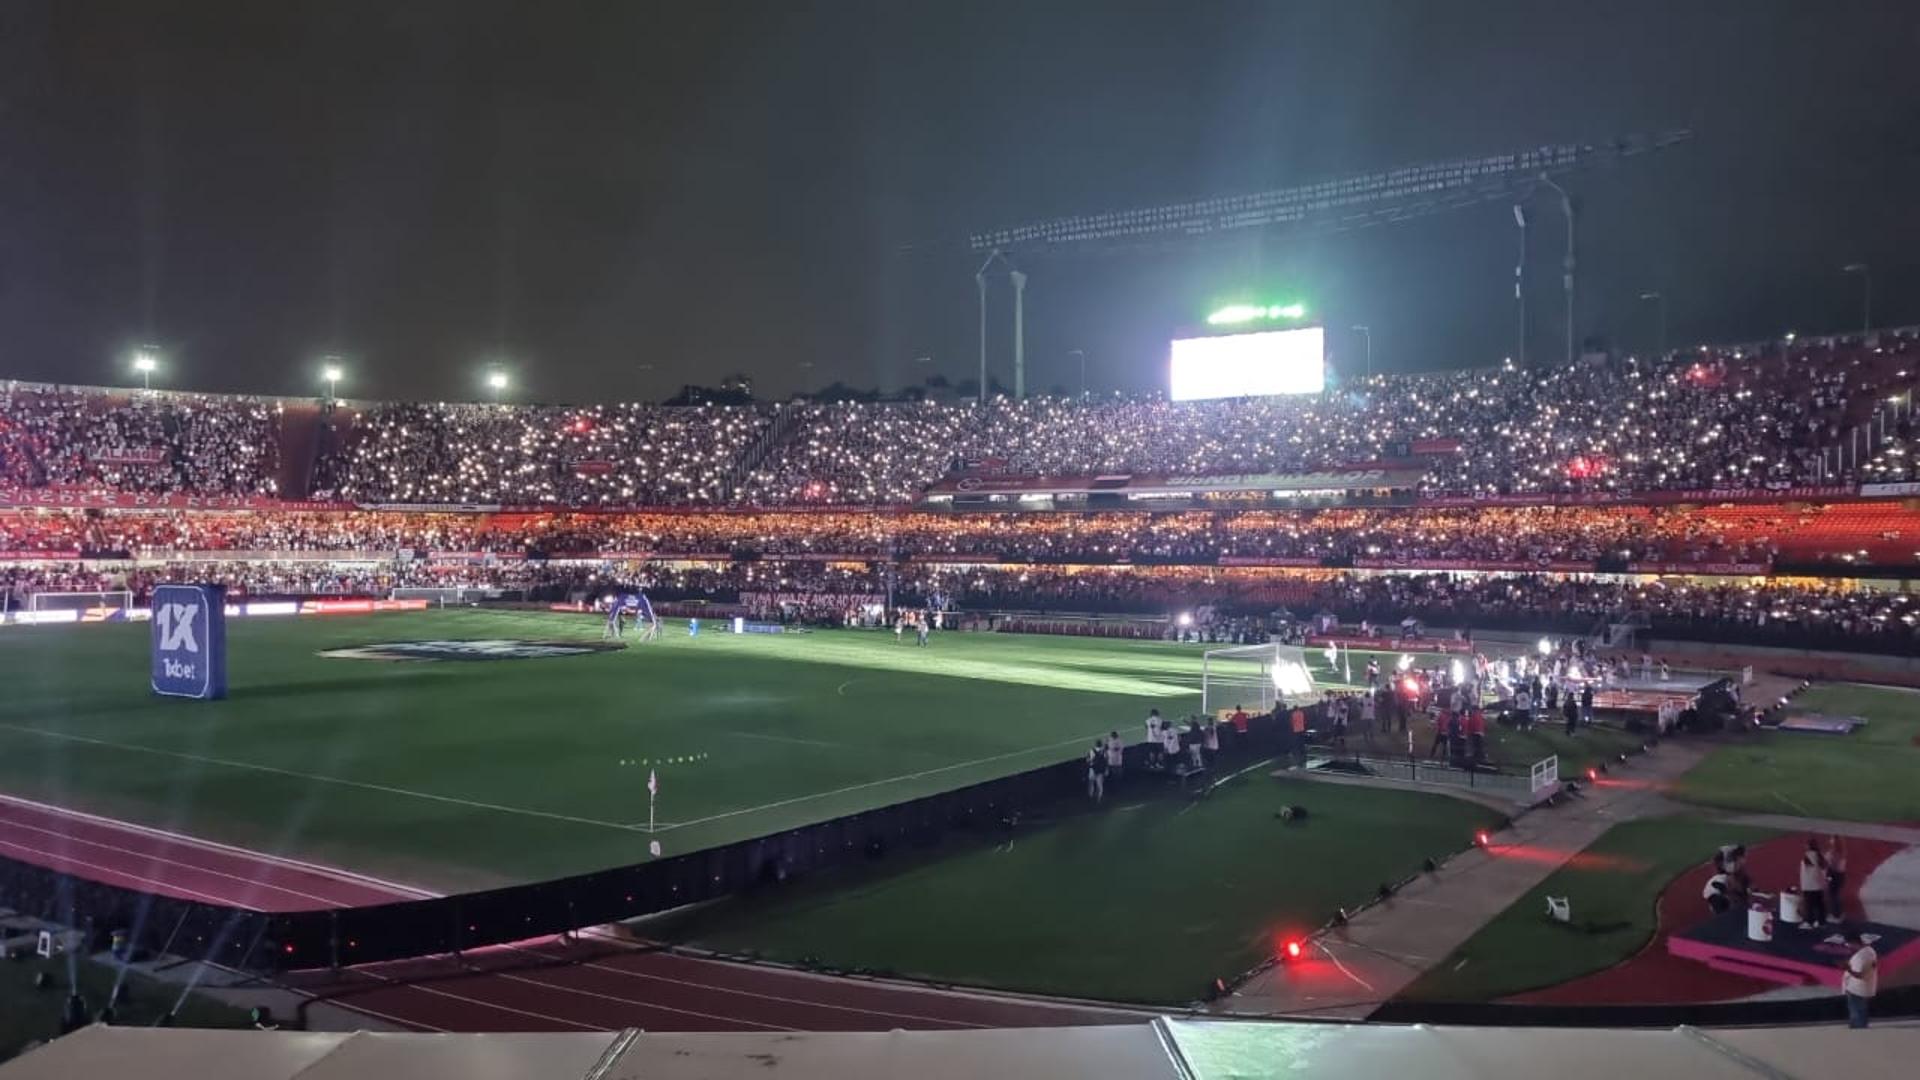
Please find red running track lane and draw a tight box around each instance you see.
[0,794,427,910]
[0,793,1149,1033]
[1512,833,1909,1005]
[284,940,1149,1034]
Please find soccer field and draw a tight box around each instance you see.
[0,610,1230,888]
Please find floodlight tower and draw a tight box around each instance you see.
[974,249,1028,403]
[1539,173,1576,367]
[1512,204,1528,369]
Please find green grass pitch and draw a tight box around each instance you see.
[0,609,1605,892]
[646,774,1504,1004]
[0,610,1226,888]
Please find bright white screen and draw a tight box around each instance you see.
[1169,327,1325,401]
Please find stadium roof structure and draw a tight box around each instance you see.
[7,1017,1915,1080]
[968,131,1692,255]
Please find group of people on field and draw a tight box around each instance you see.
[1083,708,1227,803]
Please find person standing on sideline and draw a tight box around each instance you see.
[1229,704,1250,736]
[915,614,930,647]
[1580,681,1594,726]
[1825,835,1849,924]
[1161,719,1182,771]
[1289,704,1308,766]
[1563,692,1579,736]
[1086,743,1107,803]
[1105,731,1124,780]
[1145,709,1164,769]
[1429,708,1452,761]
[1798,838,1830,927]
[1842,929,1878,1028]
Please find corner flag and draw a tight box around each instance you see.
[647,769,658,797]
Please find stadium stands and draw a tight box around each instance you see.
[4,330,1920,654]
[4,331,1917,507]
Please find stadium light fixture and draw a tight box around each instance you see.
[320,359,344,400]
[486,368,510,400]
[131,347,160,391]
[1205,302,1308,327]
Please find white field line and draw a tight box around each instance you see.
[0,723,643,835]
[647,729,1114,831]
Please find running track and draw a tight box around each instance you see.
[0,794,1147,1033]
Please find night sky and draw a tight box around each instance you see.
[1,0,1916,403]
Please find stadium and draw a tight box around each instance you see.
[3,4,1919,1078]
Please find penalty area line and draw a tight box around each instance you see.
[0,722,644,835]
[647,729,1115,832]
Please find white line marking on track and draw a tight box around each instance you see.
[511,943,989,1028]
[0,838,252,908]
[371,978,610,1031]
[317,996,450,1033]
[0,792,437,901]
[648,729,1114,831]
[0,724,642,835]
[491,971,799,1031]
[0,814,348,909]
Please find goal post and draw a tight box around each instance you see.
[389,586,505,608]
[1201,641,1317,718]
[25,590,134,615]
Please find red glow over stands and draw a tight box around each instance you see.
[1565,454,1609,479]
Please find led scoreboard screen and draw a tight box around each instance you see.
[1168,326,1325,401]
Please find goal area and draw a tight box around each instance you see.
[25,589,135,615]
[1201,641,1317,718]
[389,586,508,607]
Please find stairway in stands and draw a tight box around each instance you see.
[275,403,327,499]
[721,403,800,502]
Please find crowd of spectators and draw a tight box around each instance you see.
[309,402,768,506]
[0,385,279,496]
[5,543,1916,652]
[733,346,1913,504]
[4,332,1918,507]
[0,503,1824,566]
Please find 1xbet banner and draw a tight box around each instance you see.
[150,584,227,700]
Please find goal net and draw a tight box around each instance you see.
[1201,641,1316,718]
[26,590,134,616]
[390,586,505,607]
